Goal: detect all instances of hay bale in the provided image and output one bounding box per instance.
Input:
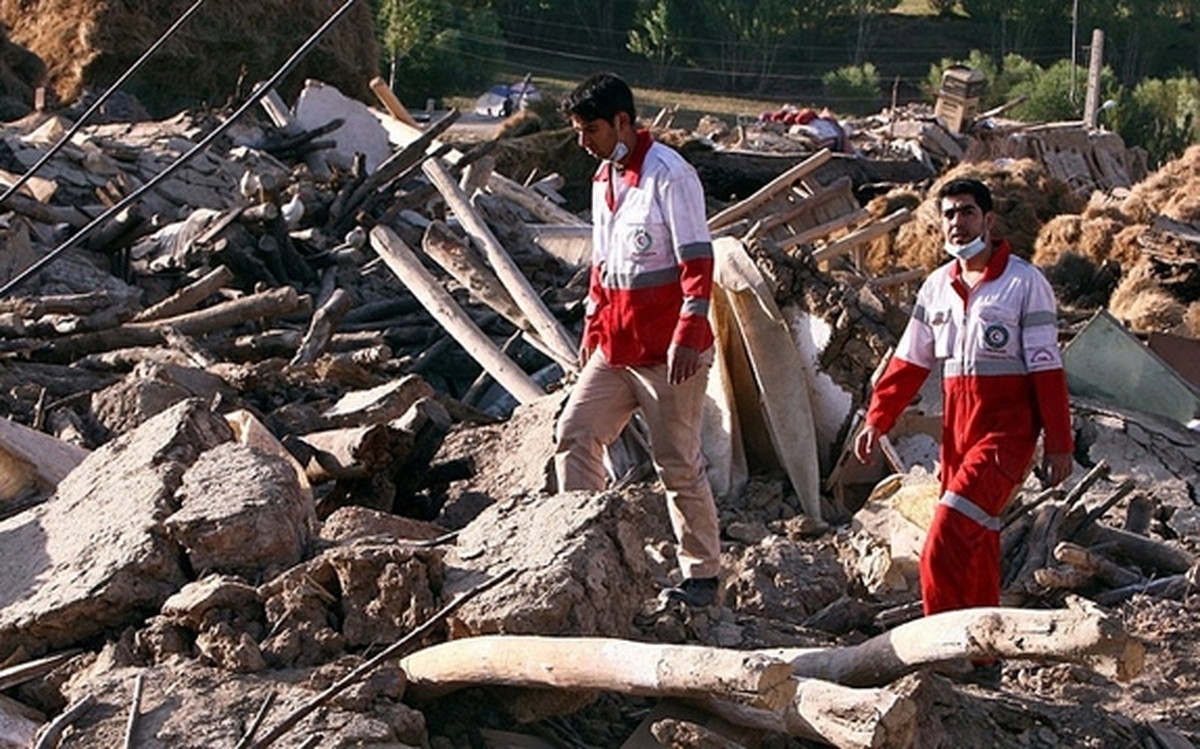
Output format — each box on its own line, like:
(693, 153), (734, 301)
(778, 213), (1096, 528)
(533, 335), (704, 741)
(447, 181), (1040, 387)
(1109, 259), (1187, 334)
(1121, 144), (1200, 224)
(2, 1), (378, 115)
(1033, 213), (1135, 268)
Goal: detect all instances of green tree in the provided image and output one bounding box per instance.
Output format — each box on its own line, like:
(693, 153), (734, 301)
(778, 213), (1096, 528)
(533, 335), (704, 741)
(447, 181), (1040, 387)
(692, 0), (798, 93)
(1110, 75), (1200, 167)
(822, 62), (881, 114)
(627, 0), (682, 85)
(372, 0), (503, 103)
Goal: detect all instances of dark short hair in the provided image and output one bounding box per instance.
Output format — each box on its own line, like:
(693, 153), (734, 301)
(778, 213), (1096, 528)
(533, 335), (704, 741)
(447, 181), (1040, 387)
(938, 178), (993, 213)
(560, 72), (636, 123)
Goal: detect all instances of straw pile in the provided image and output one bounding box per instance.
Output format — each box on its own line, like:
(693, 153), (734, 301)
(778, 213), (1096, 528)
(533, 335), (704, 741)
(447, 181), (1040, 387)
(1, 0), (379, 114)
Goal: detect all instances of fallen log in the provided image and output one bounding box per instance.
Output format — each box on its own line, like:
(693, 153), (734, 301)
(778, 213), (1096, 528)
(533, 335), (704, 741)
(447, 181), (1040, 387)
(1094, 564), (1200, 606)
(421, 221), (528, 332)
(702, 678), (917, 749)
(290, 287), (353, 366)
(399, 635), (797, 712)
(369, 225), (545, 405)
(1054, 541), (1143, 588)
(768, 596), (1144, 687)
(422, 157), (579, 369)
(36, 286), (309, 363)
(1076, 523), (1197, 575)
(486, 172), (583, 226)
(131, 265), (235, 322)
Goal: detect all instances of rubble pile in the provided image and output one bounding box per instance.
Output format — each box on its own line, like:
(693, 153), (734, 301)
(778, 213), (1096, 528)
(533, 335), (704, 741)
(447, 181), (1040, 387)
(0, 41), (1195, 749)
(1, 0), (379, 114)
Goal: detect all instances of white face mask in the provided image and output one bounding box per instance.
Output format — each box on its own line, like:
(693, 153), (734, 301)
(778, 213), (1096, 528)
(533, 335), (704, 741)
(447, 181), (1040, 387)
(944, 235), (987, 261)
(607, 139), (629, 164)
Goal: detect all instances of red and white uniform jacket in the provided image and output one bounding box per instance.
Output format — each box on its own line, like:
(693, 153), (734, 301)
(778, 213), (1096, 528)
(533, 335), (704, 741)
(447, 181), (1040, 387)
(583, 129), (713, 367)
(867, 241), (1073, 511)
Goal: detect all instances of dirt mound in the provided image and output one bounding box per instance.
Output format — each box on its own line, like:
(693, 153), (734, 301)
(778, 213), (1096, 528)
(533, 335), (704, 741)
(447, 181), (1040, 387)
(1, 0), (379, 115)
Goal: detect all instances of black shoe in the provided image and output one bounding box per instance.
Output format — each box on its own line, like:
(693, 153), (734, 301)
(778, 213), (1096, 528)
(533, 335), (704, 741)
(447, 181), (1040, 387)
(663, 577), (718, 607)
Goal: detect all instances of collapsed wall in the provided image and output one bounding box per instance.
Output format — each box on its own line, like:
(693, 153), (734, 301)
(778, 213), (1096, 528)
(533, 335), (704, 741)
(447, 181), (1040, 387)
(0, 0), (379, 115)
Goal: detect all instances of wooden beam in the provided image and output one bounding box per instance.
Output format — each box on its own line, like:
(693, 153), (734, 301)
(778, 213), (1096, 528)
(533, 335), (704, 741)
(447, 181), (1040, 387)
(810, 208), (911, 263)
(423, 158), (579, 369)
(707, 149), (832, 231)
(369, 76), (420, 128)
(370, 225), (545, 405)
(399, 635), (797, 712)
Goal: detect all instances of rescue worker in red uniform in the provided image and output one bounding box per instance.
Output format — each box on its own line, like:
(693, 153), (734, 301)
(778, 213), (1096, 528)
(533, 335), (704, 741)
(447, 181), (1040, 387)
(854, 178), (1074, 622)
(555, 73), (721, 608)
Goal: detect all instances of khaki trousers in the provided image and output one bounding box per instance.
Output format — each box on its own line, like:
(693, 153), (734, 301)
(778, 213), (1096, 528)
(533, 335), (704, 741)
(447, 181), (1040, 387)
(554, 351), (720, 578)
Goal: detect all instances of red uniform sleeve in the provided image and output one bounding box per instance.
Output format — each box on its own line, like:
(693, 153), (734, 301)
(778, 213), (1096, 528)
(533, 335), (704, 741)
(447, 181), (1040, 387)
(673, 255), (714, 351)
(865, 355), (931, 435)
(1030, 368), (1074, 454)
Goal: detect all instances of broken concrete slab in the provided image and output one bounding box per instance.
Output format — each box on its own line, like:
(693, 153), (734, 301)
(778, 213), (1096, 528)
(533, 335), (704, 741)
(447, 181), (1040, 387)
(0, 693), (39, 749)
(293, 79), (392, 175)
(0, 399), (231, 663)
(164, 441), (314, 580)
(319, 505), (449, 544)
(91, 360), (230, 439)
(258, 540), (444, 663)
(442, 488), (662, 639)
(54, 657), (425, 748)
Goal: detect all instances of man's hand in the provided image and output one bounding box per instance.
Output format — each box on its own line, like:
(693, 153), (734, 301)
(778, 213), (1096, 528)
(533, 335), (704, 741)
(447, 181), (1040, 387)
(1041, 451), (1073, 487)
(667, 343), (701, 385)
(854, 424), (882, 465)
(578, 345), (594, 369)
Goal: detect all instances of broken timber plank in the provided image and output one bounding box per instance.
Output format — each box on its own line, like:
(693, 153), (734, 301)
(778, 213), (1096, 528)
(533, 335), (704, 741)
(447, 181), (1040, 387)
(811, 208), (912, 263)
(423, 157), (579, 369)
(707, 149), (832, 231)
(399, 635), (797, 712)
(370, 225), (545, 404)
(369, 76), (420, 128)
(0, 415), (88, 504)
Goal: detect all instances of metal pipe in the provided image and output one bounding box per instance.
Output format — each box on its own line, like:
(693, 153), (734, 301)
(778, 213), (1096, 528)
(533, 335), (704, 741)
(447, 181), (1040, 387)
(0, 0), (364, 297)
(0, 0), (208, 208)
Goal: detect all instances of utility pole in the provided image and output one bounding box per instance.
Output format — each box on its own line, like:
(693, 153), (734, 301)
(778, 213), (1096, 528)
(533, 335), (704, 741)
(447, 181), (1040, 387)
(1083, 29), (1105, 129)
(1070, 0), (1080, 103)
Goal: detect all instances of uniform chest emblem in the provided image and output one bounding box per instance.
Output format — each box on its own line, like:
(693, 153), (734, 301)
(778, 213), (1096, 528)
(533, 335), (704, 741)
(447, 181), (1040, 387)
(983, 323), (1010, 349)
(633, 228), (653, 253)
(930, 311), (947, 326)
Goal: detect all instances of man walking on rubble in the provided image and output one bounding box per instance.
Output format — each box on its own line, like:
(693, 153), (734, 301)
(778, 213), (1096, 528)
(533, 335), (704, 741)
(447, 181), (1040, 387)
(854, 178), (1074, 635)
(554, 72), (721, 608)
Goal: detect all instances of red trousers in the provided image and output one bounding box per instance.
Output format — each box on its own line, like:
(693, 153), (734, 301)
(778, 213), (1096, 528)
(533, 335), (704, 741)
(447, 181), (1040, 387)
(919, 440), (1033, 615)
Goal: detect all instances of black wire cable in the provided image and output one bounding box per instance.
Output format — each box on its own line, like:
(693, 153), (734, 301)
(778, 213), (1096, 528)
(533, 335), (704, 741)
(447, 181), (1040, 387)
(0, 0), (208, 208)
(0, 0), (364, 297)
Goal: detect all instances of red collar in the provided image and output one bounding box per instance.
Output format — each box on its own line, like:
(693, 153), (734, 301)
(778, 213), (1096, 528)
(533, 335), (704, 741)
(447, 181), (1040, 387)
(594, 129), (653, 189)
